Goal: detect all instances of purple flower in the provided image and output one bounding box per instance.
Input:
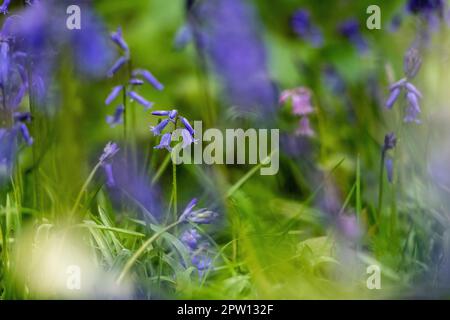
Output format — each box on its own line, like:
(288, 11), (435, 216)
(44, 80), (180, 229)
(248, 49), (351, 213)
(150, 118), (170, 136)
(186, 208), (218, 225)
(405, 91), (421, 122)
(0, 0), (10, 14)
(151, 110), (171, 116)
(383, 132), (397, 152)
(102, 163), (115, 187)
(189, 0), (278, 120)
(407, 0), (444, 15)
(386, 87), (401, 109)
(105, 85), (123, 105)
(404, 48), (422, 79)
(291, 9), (323, 47)
(169, 109), (178, 120)
(280, 87), (314, 116)
(405, 82), (423, 99)
(180, 116), (194, 136)
(154, 132), (172, 152)
(106, 105), (125, 128)
(107, 56), (128, 78)
(0, 128), (17, 181)
(13, 112), (32, 123)
(338, 19), (368, 53)
(18, 123), (33, 146)
(181, 228), (201, 250)
(295, 117), (315, 137)
(128, 91), (153, 109)
(191, 254), (212, 273)
(385, 158), (394, 183)
(133, 69), (164, 91)
(179, 198), (198, 222)
(181, 128), (197, 148)
(99, 142), (119, 163)
(110, 27), (129, 54)
(129, 78), (144, 86)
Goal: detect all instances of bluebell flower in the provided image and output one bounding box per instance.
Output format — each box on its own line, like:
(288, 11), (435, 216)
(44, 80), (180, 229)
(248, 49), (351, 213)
(110, 27), (129, 55)
(186, 208), (218, 225)
(0, 0), (10, 14)
(150, 118), (170, 136)
(385, 158), (394, 183)
(181, 228), (201, 250)
(386, 87), (402, 109)
(154, 132), (172, 152)
(132, 69), (164, 91)
(107, 56), (128, 78)
(128, 91), (153, 109)
(191, 253), (212, 275)
(404, 92), (422, 123)
(105, 85), (123, 105)
(106, 105), (124, 128)
(291, 9), (323, 47)
(385, 48), (423, 122)
(102, 163), (115, 187)
(18, 123), (33, 146)
(404, 48), (422, 79)
(169, 109), (178, 120)
(13, 111), (32, 123)
(181, 128), (197, 148)
(99, 142), (119, 164)
(151, 110), (171, 117)
(179, 198), (198, 222)
(383, 132), (397, 152)
(180, 116), (194, 136)
(129, 78), (144, 86)
(0, 128), (17, 181)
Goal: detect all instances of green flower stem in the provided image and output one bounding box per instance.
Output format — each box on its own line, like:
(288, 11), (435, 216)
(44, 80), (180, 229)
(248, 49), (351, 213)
(70, 162), (101, 217)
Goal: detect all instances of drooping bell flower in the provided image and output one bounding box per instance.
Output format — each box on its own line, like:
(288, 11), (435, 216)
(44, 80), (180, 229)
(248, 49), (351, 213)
(154, 132), (173, 152)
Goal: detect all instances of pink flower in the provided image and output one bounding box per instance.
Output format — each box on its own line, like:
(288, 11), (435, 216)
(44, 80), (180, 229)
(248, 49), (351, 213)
(279, 87), (314, 116)
(295, 117), (315, 137)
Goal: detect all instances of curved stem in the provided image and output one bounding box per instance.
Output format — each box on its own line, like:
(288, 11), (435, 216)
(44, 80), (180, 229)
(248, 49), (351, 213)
(70, 162), (101, 217)
(116, 220), (181, 284)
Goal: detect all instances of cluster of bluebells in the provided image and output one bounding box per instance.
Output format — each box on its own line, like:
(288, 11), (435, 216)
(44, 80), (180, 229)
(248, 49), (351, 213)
(386, 48), (423, 123)
(105, 27), (163, 127)
(151, 109), (196, 152)
(279, 87), (315, 137)
(99, 142), (119, 188)
(0, 15), (35, 177)
(1, 1), (113, 180)
(178, 198), (218, 277)
(291, 9), (323, 48)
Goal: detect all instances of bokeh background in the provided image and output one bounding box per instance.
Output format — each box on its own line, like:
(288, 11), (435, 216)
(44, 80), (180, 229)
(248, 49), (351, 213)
(1, 0), (450, 299)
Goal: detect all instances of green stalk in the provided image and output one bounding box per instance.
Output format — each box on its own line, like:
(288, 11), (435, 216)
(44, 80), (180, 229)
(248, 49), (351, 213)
(69, 162), (101, 217)
(377, 150), (385, 222)
(116, 220), (181, 284)
(172, 160), (177, 221)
